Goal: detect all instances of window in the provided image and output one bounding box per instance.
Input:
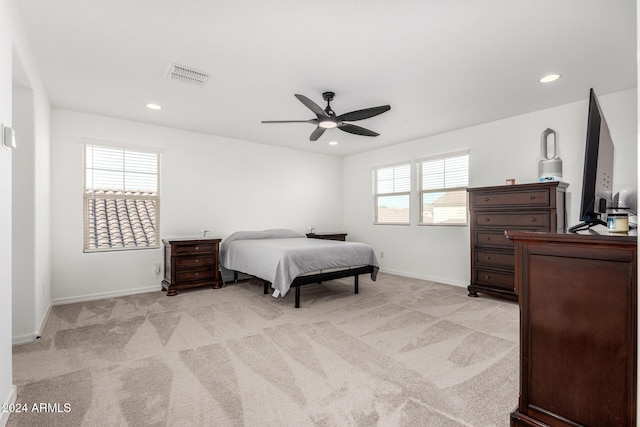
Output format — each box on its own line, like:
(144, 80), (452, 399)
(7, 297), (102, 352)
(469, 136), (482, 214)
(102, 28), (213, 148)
(373, 162), (411, 224)
(418, 151), (469, 225)
(83, 143), (160, 252)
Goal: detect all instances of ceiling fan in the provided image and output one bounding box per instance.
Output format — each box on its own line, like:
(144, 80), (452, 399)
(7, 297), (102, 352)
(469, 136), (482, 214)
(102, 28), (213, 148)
(261, 92), (391, 141)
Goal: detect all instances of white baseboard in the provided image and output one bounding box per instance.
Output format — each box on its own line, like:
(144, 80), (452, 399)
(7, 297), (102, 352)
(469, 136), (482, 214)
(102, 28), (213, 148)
(12, 300), (54, 345)
(378, 268), (468, 288)
(12, 333), (37, 346)
(37, 300), (53, 337)
(0, 385), (17, 427)
(52, 285), (159, 306)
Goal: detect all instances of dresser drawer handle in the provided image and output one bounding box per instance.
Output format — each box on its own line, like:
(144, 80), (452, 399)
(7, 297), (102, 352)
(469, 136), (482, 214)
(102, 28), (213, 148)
(484, 275), (491, 280)
(484, 197), (490, 202)
(485, 236), (491, 241)
(530, 194), (536, 200)
(195, 259), (200, 263)
(485, 256), (491, 260)
(485, 218), (490, 222)
(530, 218), (537, 223)
(195, 272), (199, 276)
(195, 246), (200, 251)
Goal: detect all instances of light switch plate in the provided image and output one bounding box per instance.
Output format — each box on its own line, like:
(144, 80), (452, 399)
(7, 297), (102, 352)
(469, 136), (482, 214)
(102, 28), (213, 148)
(2, 124), (16, 150)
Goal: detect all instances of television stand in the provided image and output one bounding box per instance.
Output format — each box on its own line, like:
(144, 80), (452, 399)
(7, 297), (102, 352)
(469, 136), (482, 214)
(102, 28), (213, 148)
(568, 218), (606, 233)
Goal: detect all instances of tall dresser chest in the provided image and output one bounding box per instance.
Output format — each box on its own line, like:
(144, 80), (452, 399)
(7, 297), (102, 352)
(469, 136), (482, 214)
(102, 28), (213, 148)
(467, 181), (568, 300)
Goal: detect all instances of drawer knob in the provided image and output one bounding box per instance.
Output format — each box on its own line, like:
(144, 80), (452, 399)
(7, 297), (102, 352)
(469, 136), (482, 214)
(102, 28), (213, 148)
(195, 259), (200, 263)
(530, 195), (536, 200)
(530, 218), (537, 223)
(484, 275), (490, 280)
(485, 256), (491, 260)
(485, 218), (490, 222)
(484, 197), (490, 202)
(195, 246), (200, 251)
(195, 272), (199, 276)
(485, 236), (491, 241)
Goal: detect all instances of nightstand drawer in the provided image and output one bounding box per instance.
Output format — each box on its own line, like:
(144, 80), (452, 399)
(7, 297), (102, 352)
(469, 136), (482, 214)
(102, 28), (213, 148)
(175, 266), (214, 282)
(472, 189), (551, 209)
(175, 243), (217, 255)
(474, 212), (549, 228)
(476, 249), (513, 269)
(175, 256), (214, 269)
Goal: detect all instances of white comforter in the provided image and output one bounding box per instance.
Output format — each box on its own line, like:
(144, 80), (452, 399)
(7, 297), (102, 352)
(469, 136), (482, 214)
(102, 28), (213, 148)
(219, 229), (379, 297)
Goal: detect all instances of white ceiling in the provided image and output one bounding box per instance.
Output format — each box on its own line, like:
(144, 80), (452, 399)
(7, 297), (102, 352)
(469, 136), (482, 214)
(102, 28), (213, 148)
(16, 0), (637, 157)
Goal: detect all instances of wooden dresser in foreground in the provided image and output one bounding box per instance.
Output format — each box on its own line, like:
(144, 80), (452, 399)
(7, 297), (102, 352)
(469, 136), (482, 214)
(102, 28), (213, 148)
(467, 181), (568, 300)
(507, 231), (637, 427)
(161, 237), (222, 296)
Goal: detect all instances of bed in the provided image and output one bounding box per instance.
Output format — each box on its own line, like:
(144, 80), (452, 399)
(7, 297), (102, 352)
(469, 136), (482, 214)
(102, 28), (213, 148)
(219, 229), (379, 307)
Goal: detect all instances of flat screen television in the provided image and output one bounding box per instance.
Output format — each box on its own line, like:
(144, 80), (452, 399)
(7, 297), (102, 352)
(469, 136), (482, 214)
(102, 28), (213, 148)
(568, 88), (615, 233)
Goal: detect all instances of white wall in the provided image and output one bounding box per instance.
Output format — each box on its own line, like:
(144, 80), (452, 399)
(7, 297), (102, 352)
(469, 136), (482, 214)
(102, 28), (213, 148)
(8, 1), (52, 345)
(343, 88), (637, 286)
(50, 110), (344, 303)
(0, 0), (49, 418)
(0, 0), (15, 421)
(11, 84), (35, 343)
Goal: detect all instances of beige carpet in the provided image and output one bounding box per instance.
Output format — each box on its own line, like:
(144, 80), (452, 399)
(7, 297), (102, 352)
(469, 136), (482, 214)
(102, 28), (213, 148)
(9, 272), (519, 426)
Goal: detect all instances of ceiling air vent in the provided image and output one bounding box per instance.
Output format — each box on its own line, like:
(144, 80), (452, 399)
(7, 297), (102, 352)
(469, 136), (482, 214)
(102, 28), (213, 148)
(166, 63), (209, 87)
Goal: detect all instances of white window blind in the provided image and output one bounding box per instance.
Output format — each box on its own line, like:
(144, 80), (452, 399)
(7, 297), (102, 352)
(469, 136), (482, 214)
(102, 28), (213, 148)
(84, 144), (160, 251)
(419, 152), (469, 225)
(373, 162), (411, 224)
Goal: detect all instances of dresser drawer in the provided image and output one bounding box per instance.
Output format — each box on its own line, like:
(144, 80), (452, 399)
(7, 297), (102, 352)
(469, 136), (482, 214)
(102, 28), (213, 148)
(174, 243), (217, 255)
(175, 256), (214, 269)
(175, 266), (214, 282)
(474, 212), (550, 228)
(475, 231), (512, 248)
(472, 189), (551, 209)
(476, 249), (514, 269)
(475, 268), (513, 289)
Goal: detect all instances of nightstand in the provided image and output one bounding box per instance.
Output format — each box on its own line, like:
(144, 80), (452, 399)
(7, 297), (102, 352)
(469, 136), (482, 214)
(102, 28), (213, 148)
(161, 237), (222, 296)
(306, 232), (348, 241)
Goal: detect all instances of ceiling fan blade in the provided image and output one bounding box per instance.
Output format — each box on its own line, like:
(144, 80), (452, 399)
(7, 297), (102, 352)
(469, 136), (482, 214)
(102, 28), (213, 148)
(338, 123), (380, 137)
(337, 105), (391, 122)
(295, 94), (329, 118)
(261, 119), (317, 124)
(310, 126), (326, 141)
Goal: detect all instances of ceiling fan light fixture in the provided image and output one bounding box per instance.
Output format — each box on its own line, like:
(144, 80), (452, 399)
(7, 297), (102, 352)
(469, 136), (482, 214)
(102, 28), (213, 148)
(318, 120), (337, 129)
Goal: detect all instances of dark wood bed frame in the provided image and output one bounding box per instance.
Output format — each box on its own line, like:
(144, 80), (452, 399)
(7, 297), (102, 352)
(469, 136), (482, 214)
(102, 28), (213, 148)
(232, 265), (375, 308)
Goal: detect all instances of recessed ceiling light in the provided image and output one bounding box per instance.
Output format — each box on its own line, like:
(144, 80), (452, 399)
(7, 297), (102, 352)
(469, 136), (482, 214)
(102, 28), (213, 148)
(329, 141), (338, 146)
(146, 103), (162, 110)
(539, 74), (561, 83)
